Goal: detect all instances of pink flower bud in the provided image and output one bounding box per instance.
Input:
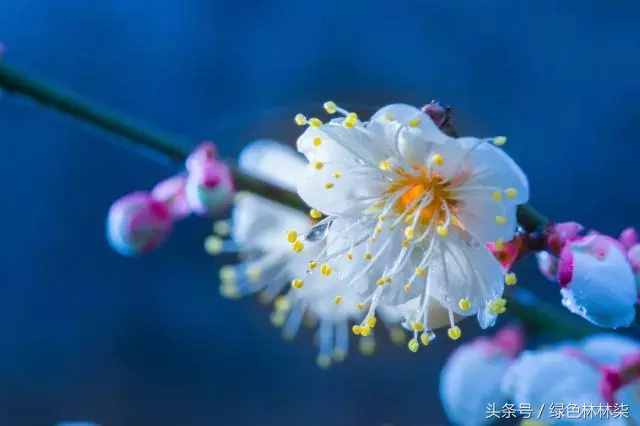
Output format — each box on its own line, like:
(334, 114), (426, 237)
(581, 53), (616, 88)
(546, 221), (584, 255)
(151, 174), (190, 220)
(107, 192), (172, 256)
(557, 234), (637, 328)
(421, 100), (450, 128)
(620, 228), (639, 250)
(185, 142), (234, 216)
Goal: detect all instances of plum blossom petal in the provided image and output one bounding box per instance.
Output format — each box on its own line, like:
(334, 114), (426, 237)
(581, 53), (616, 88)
(619, 227), (639, 251)
(151, 174), (190, 220)
(558, 234), (637, 328)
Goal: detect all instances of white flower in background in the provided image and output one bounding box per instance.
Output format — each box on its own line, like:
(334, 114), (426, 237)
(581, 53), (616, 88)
(293, 102), (529, 347)
(557, 234), (637, 328)
(208, 140), (398, 366)
(502, 334), (640, 426)
(440, 326), (523, 426)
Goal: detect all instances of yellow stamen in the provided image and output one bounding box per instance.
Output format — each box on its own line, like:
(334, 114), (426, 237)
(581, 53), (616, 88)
(431, 153), (444, 166)
(352, 325), (361, 335)
(320, 263), (332, 276)
(404, 226), (415, 240)
(324, 182), (334, 190)
(420, 332), (431, 346)
(313, 137), (322, 147)
(495, 215), (507, 225)
(415, 267), (427, 278)
(493, 136), (507, 146)
(204, 236), (223, 255)
(291, 278), (304, 289)
(448, 326), (462, 340)
(213, 220), (230, 236)
(408, 117), (421, 127)
(505, 272), (518, 286)
(274, 296), (290, 312)
(412, 321), (425, 332)
(294, 113), (307, 126)
(403, 283), (412, 293)
(436, 225), (448, 237)
(495, 239), (505, 251)
(359, 325), (371, 337)
(308, 117), (322, 128)
(343, 112), (358, 128)
(408, 338), (419, 353)
(366, 316), (377, 328)
(286, 230), (298, 243)
(312, 161), (324, 170)
(492, 191), (503, 202)
(378, 159), (391, 171)
(292, 240), (304, 253)
(489, 298), (507, 315)
(458, 298), (471, 311)
(505, 187), (518, 199)
(219, 265), (236, 282)
(323, 101), (337, 114)
(334, 295), (343, 305)
(332, 171), (342, 179)
(364, 252), (373, 261)
(308, 260), (318, 270)
(310, 208), (322, 219)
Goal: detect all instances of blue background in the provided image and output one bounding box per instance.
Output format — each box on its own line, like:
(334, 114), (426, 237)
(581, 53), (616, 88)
(0, 1), (639, 425)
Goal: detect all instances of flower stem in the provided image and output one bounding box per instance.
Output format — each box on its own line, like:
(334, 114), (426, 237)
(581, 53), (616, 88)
(0, 62), (594, 338)
(0, 62), (308, 211)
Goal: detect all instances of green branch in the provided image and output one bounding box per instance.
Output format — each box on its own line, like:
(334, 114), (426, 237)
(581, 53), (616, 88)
(0, 61), (592, 338)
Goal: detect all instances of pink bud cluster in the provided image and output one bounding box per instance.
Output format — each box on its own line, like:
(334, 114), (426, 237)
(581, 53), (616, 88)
(107, 142), (234, 256)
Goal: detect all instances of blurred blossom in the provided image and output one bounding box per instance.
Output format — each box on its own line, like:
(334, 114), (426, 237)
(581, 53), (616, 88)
(207, 140), (404, 366)
(185, 141), (234, 216)
(106, 191), (172, 256)
(292, 102), (528, 347)
(619, 228), (640, 290)
(151, 174), (190, 220)
(537, 223), (637, 328)
(440, 326), (523, 426)
(502, 334), (640, 425)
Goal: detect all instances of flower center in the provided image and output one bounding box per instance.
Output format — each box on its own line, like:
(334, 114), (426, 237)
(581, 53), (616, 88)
(389, 166), (457, 226)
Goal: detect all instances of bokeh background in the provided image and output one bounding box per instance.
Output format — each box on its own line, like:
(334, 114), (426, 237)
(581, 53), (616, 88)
(1, 1), (639, 425)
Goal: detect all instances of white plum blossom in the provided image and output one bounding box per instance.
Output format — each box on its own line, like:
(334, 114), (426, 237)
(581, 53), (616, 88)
(440, 326), (523, 426)
(292, 102), (529, 347)
(209, 140), (392, 366)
